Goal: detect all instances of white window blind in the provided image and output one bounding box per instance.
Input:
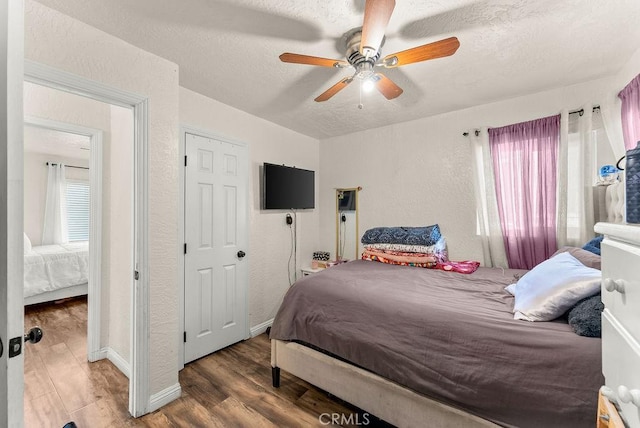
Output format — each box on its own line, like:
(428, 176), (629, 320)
(66, 180), (90, 242)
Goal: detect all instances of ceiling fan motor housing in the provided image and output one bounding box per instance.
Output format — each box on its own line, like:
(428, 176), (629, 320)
(344, 28), (382, 79)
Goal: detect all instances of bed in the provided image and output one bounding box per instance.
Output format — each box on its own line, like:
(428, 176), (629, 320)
(270, 259), (602, 428)
(24, 240), (89, 305)
(270, 182), (624, 427)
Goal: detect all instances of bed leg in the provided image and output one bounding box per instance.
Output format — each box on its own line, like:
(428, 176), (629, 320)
(272, 367), (281, 388)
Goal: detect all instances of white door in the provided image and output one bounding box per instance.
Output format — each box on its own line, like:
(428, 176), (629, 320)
(184, 132), (248, 363)
(1, 1), (24, 426)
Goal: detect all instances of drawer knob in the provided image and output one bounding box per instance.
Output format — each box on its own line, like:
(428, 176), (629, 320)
(601, 385), (617, 401)
(604, 278), (625, 293)
(618, 385), (640, 407)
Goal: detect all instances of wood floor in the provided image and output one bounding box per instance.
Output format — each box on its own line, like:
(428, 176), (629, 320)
(24, 297), (393, 427)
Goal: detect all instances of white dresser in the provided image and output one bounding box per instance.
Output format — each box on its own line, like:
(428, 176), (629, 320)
(595, 222), (640, 428)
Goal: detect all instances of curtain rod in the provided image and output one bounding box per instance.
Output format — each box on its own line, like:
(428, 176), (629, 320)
(569, 105), (600, 116)
(45, 162), (89, 170)
(462, 105), (602, 137)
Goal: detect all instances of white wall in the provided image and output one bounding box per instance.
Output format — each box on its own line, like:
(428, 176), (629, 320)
(613, 47), (640, 92)
(23, 151), (89, 246)
(107, 104), (133, 363)
(179, 87), (320, 328)
(319, 75), (621, 263)
(25, 0), (180, 396)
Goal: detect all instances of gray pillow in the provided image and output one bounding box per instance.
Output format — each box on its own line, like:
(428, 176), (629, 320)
(567, 294), (603, 337)
(552, 246), (601, 270)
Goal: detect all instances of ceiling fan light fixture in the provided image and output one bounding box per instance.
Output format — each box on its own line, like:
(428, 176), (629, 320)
(355, 61), (374, 79)
(362, 78), (375, 93)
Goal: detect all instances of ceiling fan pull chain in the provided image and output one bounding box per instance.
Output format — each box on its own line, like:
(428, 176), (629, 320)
(358, 80), (364, 110)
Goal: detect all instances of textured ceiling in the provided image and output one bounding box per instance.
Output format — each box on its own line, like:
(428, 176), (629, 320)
(33, 0), (640, 139)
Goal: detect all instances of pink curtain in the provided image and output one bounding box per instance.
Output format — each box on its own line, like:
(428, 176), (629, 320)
(489, 115), (559, 269)
(619, 74), (640, 151)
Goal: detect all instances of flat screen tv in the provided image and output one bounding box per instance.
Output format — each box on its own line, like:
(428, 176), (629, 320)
(263, 163), (315, 209)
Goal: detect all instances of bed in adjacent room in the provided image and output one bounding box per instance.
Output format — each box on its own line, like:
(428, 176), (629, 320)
(24, 235), (89, 305)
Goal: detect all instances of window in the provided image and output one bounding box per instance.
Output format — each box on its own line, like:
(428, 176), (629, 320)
(488, 115), (560, 269)
(66, 180), (90, 242)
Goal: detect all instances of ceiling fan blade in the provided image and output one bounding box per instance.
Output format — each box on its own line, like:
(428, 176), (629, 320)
(279, 53), (349, 68)
(372, 73), (403, 100)
(315, 77), (354, 102)
(382, 37), (460, 68)
(360, 0), (396, 58)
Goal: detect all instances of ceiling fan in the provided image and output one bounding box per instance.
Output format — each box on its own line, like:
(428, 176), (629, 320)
(279, 0), (460, 103)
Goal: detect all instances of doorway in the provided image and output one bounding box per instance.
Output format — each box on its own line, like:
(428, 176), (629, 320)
(23, 60), (150, 417)
(23, 112), (103, 362)
(22, 80), (135, 420)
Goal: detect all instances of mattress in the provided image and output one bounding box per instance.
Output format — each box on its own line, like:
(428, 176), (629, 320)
(270, 260), (603, 428)
(24, 241), (89, 298)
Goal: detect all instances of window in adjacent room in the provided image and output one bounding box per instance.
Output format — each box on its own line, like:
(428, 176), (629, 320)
(66, 179), (90, 242)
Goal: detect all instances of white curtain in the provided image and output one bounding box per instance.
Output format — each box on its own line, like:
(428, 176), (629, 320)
(557, 110), (569, 248)
(471, 128), (508, 268)
(558, 106), (596, 247)
(42, 163), (68, 245)
(600, 95), (626, 160)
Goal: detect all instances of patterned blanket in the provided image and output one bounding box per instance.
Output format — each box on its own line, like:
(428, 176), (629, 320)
(361, 225), (441, 246)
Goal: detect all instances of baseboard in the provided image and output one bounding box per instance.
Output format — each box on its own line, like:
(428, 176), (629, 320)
(96, 347), (131, 379)
(90, 348), (108, 363)
(250, 318), (274, 337)
(149, 383), (182, 413)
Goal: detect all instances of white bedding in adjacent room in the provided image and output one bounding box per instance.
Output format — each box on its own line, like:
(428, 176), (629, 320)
(24, 241), (89, 298)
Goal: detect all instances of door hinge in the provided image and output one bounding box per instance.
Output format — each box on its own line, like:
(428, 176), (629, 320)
(184, 243), (187, 254)
(183, 331), (187, 343)
(184, 155), (187, 167)
(134, 270), (139, 280)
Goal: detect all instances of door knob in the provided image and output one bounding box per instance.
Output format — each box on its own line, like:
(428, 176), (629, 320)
(237, 250), (246, 259)
(24, 326), (43, 344)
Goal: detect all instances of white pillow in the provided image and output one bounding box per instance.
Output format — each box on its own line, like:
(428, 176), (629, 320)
(505, 283), (516, 295)
(23, 233), (32, 253)
(512, 252), (601, 321)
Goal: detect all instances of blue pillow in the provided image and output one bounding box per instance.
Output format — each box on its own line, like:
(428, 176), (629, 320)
(582, 235), (603, 256)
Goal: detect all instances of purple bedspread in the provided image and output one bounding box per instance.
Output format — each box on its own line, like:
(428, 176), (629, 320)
(270, 260), (602, 428)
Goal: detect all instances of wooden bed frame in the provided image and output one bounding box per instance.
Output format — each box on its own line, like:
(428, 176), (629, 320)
(271, 182), (625, 427)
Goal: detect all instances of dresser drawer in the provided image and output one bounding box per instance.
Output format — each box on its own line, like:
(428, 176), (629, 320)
(601, 239), (640, 340)
(602, 310), (640, 428)
(598, 389), (625, 428)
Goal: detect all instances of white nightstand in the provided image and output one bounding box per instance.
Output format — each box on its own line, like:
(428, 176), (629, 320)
(301, 267), (324, 276)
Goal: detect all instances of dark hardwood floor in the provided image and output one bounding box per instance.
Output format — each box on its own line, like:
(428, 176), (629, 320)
(24, 297), (393, 427)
